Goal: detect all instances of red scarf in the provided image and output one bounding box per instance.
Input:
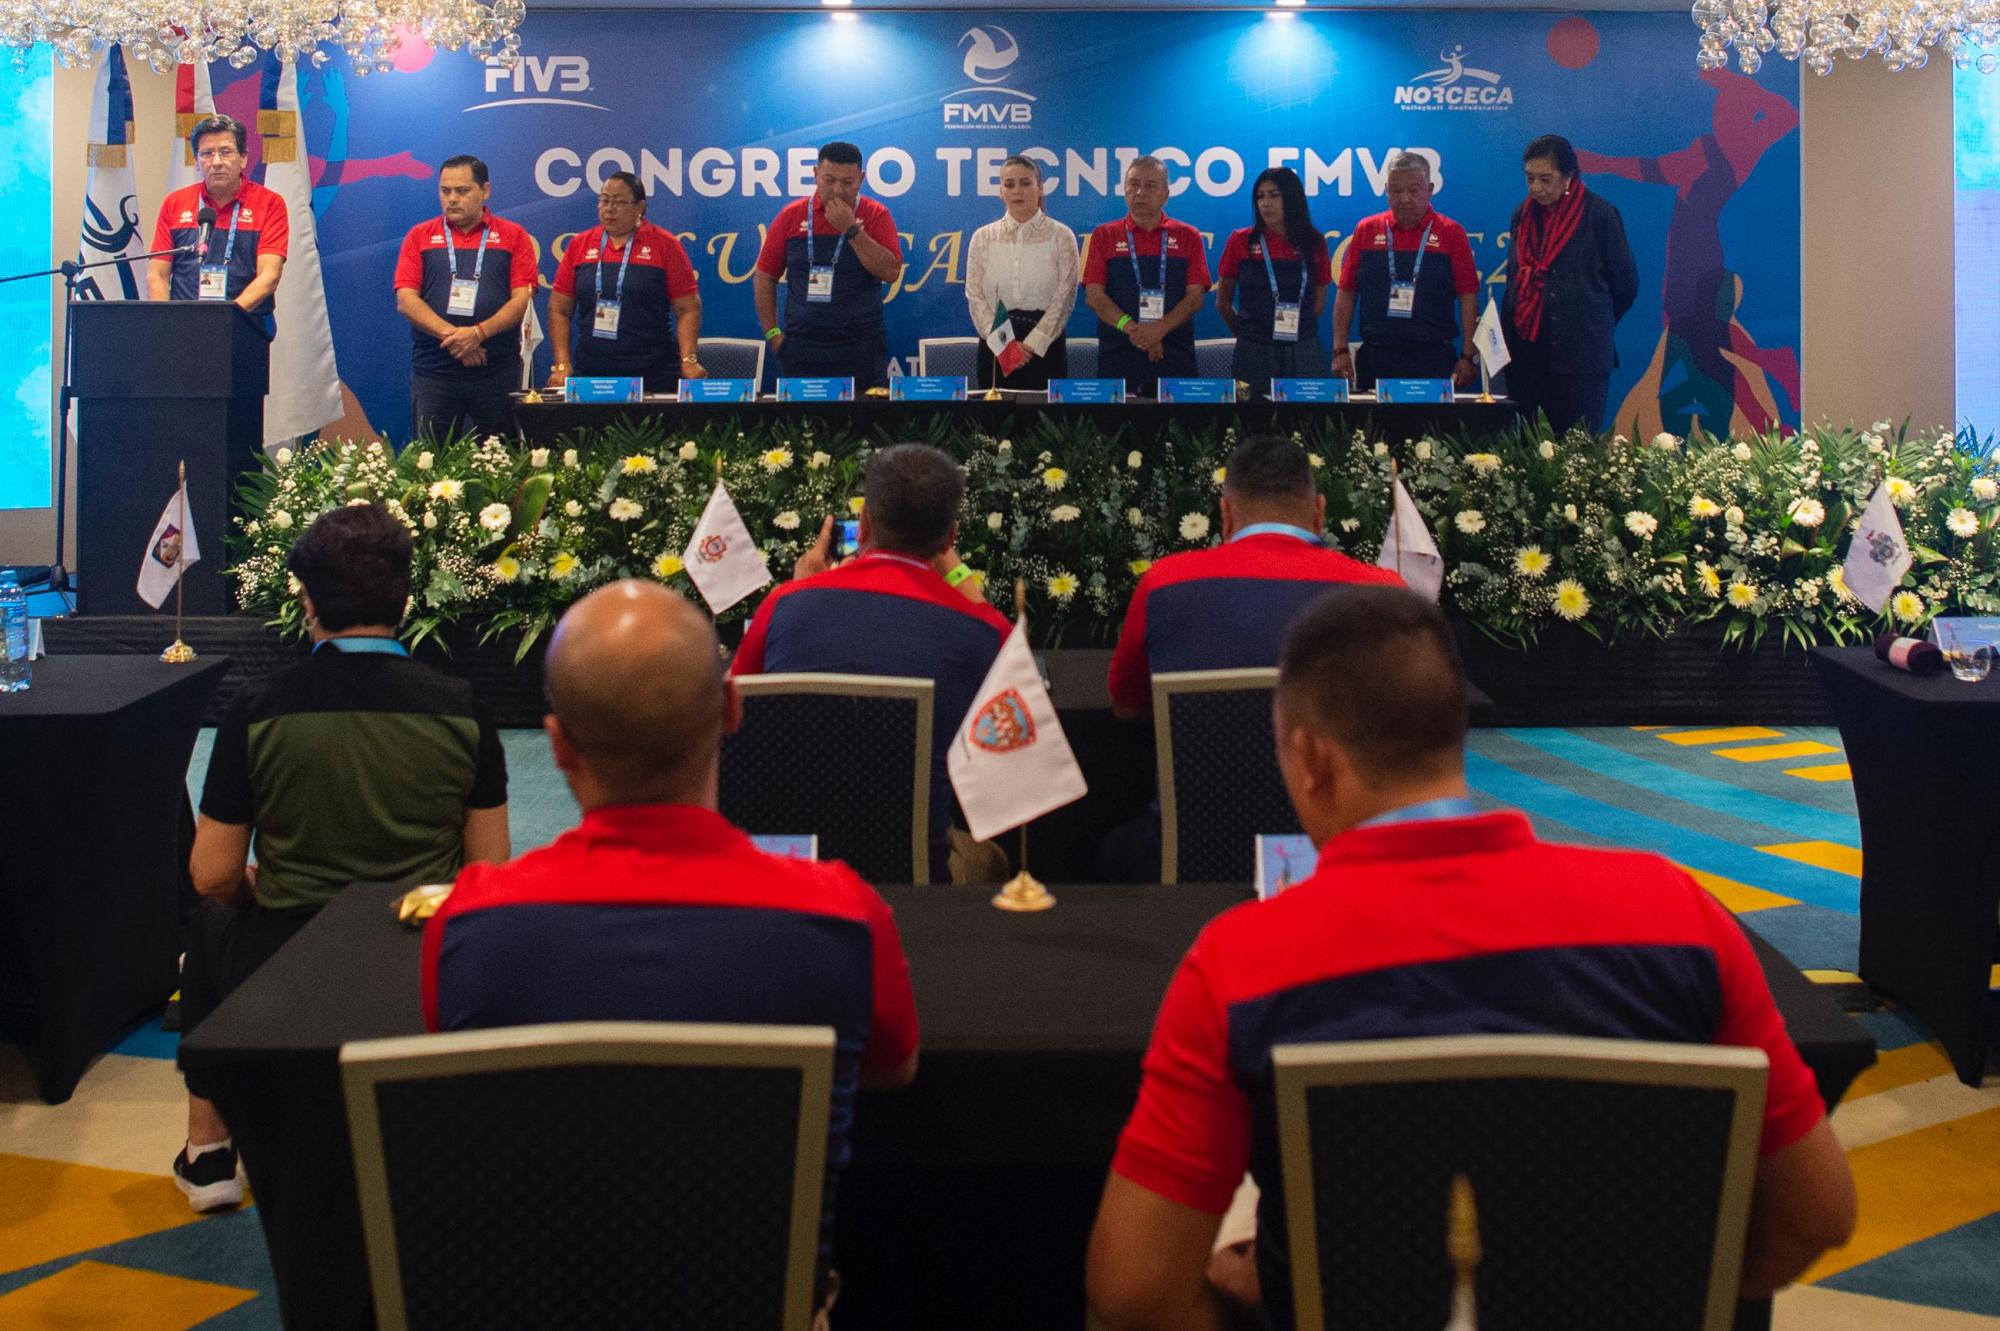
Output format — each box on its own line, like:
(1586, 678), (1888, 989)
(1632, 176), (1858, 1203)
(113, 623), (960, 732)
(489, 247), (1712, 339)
(1510, 180), (1587, 342)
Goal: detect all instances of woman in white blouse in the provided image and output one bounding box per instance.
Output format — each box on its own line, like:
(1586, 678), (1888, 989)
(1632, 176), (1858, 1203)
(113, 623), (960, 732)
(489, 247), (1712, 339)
(964, 155), (1079, 390)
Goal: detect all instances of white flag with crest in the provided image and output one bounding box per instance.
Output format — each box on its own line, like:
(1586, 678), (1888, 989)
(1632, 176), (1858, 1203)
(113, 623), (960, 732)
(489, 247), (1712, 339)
(136, 479), (201, 609)
(260, 58), (344, 447)
(948, 616), (1088, 842)
(75, 46), (145, 303)
(519, 298), (545, 391)
(1842, 483), (1912, 613)
(1375, 475), (1445, 602)
(1471, 297), (1511, 376)
(681, 480), (772, 614)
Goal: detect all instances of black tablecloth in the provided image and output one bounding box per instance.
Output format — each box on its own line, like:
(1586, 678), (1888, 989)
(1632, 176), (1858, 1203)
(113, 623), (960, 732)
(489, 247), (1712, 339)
(179, 879), (1872, 1330)
(1, 654), (230, 1101)
(1811, 645), (2000, 1085)
(516, 398), (1519, 451)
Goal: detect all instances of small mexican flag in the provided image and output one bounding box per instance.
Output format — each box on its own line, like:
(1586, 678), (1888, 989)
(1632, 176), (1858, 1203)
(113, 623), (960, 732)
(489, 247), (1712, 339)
(985, 301), (1028, 377)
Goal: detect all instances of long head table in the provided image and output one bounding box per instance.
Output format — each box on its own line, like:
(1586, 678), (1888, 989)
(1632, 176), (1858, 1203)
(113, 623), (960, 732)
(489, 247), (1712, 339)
(179, 879), (1873, 1331)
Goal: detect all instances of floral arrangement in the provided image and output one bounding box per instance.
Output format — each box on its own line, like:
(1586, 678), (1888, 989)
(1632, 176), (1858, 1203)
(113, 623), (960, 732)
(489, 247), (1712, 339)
(229, 417), (2000, 655)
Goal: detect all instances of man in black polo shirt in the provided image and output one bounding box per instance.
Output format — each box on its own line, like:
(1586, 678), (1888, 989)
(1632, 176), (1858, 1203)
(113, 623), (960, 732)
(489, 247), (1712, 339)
(171, 502), (509, 1211)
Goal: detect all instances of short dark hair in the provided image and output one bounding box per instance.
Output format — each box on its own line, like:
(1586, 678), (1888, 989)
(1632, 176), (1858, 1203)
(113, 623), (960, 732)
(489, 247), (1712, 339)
(1224, 435), (1315, 503)
(601, 170), (646, 203)
(287, 503), (415, 633)
(818, 141), (864, 168)
(440, 154), (489, 186)
(862, 444), (963, 557)
(1523, 134), (1579, 179)
(1277, 585), (1467, 784)
(188, 114), (245, 156)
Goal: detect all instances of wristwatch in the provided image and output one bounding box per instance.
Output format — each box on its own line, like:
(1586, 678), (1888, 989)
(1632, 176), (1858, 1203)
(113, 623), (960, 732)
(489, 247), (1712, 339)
(843, 221), (863, 240)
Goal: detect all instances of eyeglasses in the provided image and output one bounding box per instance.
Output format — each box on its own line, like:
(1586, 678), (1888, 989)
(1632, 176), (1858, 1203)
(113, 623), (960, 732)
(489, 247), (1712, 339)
(196, 148), (240, 163)
(597, 195), (638, 208)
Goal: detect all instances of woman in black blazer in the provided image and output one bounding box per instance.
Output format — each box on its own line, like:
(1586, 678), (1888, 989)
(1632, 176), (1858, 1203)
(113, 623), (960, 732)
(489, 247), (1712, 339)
(1501, 134), (1639, 434)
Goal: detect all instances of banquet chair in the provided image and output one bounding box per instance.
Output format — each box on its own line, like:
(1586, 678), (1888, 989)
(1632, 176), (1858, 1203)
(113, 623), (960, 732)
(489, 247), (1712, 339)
(1273, 1034), (1767, 1331)
(1194, 337), (1236, 380)
(697, 336), (767, 387)
(1065, 338), (1099, 379)
(1153, 668), (1297, 884)
(721, 673), (933, 884)
(916, 337), (980, 380)
(341, 1021), (834, 1331)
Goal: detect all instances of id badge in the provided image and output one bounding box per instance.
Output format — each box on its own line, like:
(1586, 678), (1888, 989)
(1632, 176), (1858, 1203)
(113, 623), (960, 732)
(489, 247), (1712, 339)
(1272, 302), (1302, 342)
(807, 266), (836, 303)
(447, 278), (480, 317)
(592, 300), (622, 340)
(198, 265), (229, 302)
(1138, 288), (1166, 322)
(1387, 282), (1417, 318)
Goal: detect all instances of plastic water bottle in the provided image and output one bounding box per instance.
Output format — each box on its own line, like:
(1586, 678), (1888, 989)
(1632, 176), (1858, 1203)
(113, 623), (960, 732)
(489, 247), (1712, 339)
(0, 580), (28, 693)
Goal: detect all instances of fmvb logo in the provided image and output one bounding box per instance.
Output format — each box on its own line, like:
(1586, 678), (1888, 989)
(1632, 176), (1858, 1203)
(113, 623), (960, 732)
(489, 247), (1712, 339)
(1395, 45), (1514, 111)
(471, 55), (608, 111)
(943, 25), (1034, 128)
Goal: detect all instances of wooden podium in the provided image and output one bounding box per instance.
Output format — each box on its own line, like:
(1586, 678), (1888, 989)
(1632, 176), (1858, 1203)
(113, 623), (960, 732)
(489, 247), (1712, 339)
(70, 300), (268, 615)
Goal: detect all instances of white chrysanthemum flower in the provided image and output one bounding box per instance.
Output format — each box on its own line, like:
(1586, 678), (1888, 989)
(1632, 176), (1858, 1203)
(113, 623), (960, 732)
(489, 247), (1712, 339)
(1727, 580), (1758, 609)
(1179, 513), (1211, 541)
(608, 498), (643, 521)
(761, 447), (793, 473)
(1514, 546), (1551, 578)
(1891, 590), (1925, 622)
(987, 512), (1004, 532)
(1886, 477), (1917, 506)
(1972, 476), (1998, 502)
(271, 509), (293, 530)
(1340, 517), (1361, 532)
(774, 510), (801, 531)
(1373, 442), (1389, 457)
(1697, 562), (1722, 597)
(1829, 566), (1852, 600)
(428, 479), (462, 503)
(1046, 572), (1078, 600)
(1465, 452), (1502, 476)
(1126, 451), (1144, 470)
(1624, 511), (1659, 538)
(549, 552), (579, 580)
(490, 556), (520, 583)
(1212, 467), (1227, 486)
(1042, 467), (1068, 491)
(1128, 559), (1152, 575)
(1538, 440), (1557, 460)
(1732, 442), (1754, 462)
(622, 454), (659, 475)
(529, 448), (550, 468)
(1948, 507), (1980, 538)
(286, 574), (302, 595)
(653, 553), (684, 579)
(1788, 498), (1826, 528)
(1050, 504), (1081, 523)
(1689, 496), (1721, 519)
(1553, 579), (1590, 621)
(478, 503), (512, 533)
(1308, 453), (1325, 469)
(1454, 510), (1486, 535)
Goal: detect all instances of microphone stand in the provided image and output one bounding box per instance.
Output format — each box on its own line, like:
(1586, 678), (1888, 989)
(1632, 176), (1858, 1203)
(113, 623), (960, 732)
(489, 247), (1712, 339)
(0, 245), (191, 607)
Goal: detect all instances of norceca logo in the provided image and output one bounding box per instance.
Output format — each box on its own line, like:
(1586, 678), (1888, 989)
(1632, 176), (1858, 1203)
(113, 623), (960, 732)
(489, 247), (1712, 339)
(942, 25), (1034, 128)
(1394, 45), (1514, 112)
(470, 55), (608, 111)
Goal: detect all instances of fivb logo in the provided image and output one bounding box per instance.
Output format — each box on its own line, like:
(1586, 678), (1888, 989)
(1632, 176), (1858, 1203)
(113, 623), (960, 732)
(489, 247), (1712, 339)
(1395, 45), (1514, 111)
(942, 25), (1034, 128)
(471, 55), (608, 111)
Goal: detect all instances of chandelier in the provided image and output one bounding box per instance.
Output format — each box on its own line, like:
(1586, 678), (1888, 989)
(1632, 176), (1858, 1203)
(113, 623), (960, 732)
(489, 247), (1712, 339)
(0, 0), (525, 73)
(1694, 0), (2000, 74)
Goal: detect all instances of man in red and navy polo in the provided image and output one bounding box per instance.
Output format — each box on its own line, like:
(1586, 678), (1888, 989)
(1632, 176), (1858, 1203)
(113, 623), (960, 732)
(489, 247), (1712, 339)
(427, 581), (918, 1278)
(1086, 587), (1857, 1331)
(733, 444), (1009, 881)
(148, 114), (287, 334)
(1107, 435), (1401, 720)
(547, 170), (703, 394)
(393, 154), (537, 443)
(1082, 156), (1210, 394)
(1331, 152), (1480, 393)
(752, 141), (904, 390)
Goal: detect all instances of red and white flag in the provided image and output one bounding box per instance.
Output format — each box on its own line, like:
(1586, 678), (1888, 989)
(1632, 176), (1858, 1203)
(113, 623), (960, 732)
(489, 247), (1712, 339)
(1842, 482), (1912, 613)
(948, 615), (1087, 841)
(136, 476), (201, 609)
(681, 480), (771, 614)
(166, 57), (215, 195)
(985, 301), (1028, 378)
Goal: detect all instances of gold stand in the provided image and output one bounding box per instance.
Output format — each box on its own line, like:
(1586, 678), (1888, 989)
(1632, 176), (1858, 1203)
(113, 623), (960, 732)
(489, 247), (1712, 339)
(1443, 1173), (1482, 1331)
(160, 459), (197, 664)
(161, 640), (196, 664)
(992, 869), (1056, 912)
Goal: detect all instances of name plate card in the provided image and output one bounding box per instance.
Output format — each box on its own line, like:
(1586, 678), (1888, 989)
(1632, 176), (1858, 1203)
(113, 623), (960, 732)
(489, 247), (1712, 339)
(1270, 377), (1350, 403)
(890, 375), (969, 401)
(1048, 378), (1127, 404)
(679, 378), (755, 402)
(565, 376), (644, 403)
(1157, 377), (1238, 404)
(1376, 377), (1455, 404)
(777, 376), (856, 402)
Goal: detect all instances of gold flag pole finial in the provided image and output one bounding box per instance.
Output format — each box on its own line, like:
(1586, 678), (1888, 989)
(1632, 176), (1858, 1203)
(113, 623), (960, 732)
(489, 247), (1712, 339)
(993, 575), (1055, 913)
(1443, 1173), (1481, 1331)
(161, 459), (196, 664)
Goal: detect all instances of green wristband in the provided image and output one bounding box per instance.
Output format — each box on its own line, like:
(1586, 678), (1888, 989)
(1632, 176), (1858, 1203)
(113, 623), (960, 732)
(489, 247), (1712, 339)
(764, 327), (783, 342)
(1115, 315), (1133, 332)
(945, 563), (977, 588)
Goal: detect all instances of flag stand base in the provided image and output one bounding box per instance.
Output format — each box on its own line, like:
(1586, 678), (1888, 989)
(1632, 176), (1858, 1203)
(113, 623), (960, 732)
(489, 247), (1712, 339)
(991, 871), (1055, 912)
(160, 640), (196, 664)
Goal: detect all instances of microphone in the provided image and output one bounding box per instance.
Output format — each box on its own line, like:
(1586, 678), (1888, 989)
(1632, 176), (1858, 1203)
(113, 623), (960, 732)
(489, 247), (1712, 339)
(195, 205), (217, 260)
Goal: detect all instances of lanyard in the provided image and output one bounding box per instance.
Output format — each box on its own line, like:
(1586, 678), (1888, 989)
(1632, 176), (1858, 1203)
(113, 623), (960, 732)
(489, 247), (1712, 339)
(809, 195), (848, 270)
(1388, 219), (1435, 287)
(595, 226), (637, 305)
(314, 637), (411, 657)
(858, 551), (931, 572)
(1126, 223), (1164, 293)
(205, 197), (243, 266)
(1259, 231), (1310, 305)
(443, 216), (491, 283)
(1356, 796), (1483, 829)
(1231, 522), (1323, 545)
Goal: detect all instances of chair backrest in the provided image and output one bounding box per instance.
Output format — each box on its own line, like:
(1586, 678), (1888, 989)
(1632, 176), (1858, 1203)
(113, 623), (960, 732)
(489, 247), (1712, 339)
(917, 336), (980, 379)
(721, 673), (933, 884)
(698, 337), (768, 387)
(342, 1021), (835, 1331)
(1273, 1034), (1768, 1331)
(1195, 337), (1237, 379)
(1153, 668), (1295, 884)
(1065, 337), (1098, 379)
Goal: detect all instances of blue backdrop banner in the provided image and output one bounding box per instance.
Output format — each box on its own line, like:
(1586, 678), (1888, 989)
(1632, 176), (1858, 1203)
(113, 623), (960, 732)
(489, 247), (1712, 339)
(194, 9), (1801, 445)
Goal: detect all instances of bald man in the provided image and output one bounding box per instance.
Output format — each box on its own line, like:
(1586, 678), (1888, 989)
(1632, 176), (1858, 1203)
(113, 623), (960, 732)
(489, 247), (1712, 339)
(422, 581), (919, 1273)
